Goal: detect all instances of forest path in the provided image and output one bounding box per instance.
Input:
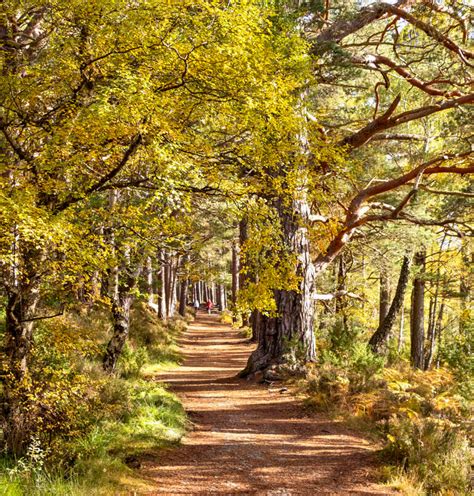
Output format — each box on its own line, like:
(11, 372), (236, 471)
(140, 314), (392, 495)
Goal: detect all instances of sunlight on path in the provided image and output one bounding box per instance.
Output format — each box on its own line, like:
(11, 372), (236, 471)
(140, 315), (392, 496)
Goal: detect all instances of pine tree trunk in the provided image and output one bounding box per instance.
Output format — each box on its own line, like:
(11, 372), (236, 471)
(410, 251), (426, 369)
(250, 310), (263, 343)
(240, 199), (316, 376)
(398, 304), (405, 352)
(220, 284), (226, 310)
(178, 279), (188, 317)
(231, 241), (239, 317)
(332, 255), (348, 346)
(239, 218), (251, 327)
(459, 240), (471, 332)
(369, 255), (411, 353)
(425, 299), (444, 370)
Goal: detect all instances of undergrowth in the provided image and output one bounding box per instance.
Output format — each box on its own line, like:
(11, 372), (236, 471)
(303, 344), (473, 495)
(0, 302), (188, 495)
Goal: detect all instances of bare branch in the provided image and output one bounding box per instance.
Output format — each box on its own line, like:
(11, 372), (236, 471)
(311, 0), (414, 53)
(352, 53), (464, 98)
(340, 94), (474, 149)
(385, 4), (474, 64)
(313, 290), (363, 301)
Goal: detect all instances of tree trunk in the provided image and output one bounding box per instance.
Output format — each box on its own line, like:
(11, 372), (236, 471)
(231, 240), (239, 317)
(170, 257), (178, 316)
(2, 290), (40, 455)
(2, 245), (43, 455)
(425, 299), (444, 370)
(240, 199), (316, 376)
(398, 304), (405, 352)
(220, 284), (227, 310)
(410, 250), (426, 369)
(103, 246), (141, 372)
(239, 218), (251, 327)
(434, 301), (445, 368)
(369, 255), (411, 353)
(178, 279), (188, 317)
(158, 263), (166, 320)
(379, 267), (391, 327)
(103, 291), (133, 373)
(332, 255), (348, 347)
(145, 256), (154, 306)
(250, 310), (263, 343)
(459, 240), (471, 332)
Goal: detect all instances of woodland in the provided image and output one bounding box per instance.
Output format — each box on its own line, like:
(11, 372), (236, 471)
(0, 0), (472, 494)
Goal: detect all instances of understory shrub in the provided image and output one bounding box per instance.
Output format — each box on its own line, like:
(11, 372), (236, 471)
(0, 302), (188, 495)
(304, 348), (473, 494)
(384, 414), (471, 494)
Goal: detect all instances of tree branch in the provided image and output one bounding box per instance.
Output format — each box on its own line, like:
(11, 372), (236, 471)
(311, 0), (414, 53)
(340, 94), (474, 149)
(52, 133), (143, 214)
(313, 290), (363, 301)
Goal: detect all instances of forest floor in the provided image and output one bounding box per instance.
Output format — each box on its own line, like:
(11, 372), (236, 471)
(139, 314), (394, 495)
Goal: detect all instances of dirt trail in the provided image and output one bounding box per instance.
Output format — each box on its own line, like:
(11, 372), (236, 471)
(141, 315), (392, 495)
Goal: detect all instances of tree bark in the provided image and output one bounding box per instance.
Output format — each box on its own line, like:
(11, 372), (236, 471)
(379, 267), (391, 327)
(2, 245), (43, 455)
(103, 247), (141, 373)
(240, 199), (316, 376)
(332, 255), (348, 347)
(459, 240), (471, 332)
(426, 300), (444, 370)
(231, 240), (239, 316)
(398, 304), (405, 352)
(178, 279), (188, 317)
(103, 291), (133, 373)
(410, 251), (426, 369)
(369, 255), (411, 354)
(239, 218), (251, 327)
(145, 256), (154, 306)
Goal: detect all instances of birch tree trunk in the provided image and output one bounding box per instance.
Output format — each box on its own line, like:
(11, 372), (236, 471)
(2, 246), (43, 455)
(103, 249), (141, 373)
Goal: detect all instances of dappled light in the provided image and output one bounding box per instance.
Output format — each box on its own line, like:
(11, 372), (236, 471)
(141, 316), (390, 495)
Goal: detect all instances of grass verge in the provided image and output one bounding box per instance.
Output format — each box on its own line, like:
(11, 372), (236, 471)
(0, 303), (189, 496)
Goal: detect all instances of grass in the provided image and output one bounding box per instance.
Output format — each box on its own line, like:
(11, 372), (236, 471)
(0, 302), (188, 496)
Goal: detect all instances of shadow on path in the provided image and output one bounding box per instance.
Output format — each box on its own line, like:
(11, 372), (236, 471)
(140, 314), (392, 495)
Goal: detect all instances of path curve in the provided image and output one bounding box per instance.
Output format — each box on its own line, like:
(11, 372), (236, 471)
(141, 315), (392, 495)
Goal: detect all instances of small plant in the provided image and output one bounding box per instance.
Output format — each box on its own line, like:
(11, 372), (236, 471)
(118, 344), (149, 378)
(384, 414), (471, 494)
(7, 437), (48, 484)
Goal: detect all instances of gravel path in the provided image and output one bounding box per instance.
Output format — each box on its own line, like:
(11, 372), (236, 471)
(140, 314), (393, 495)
